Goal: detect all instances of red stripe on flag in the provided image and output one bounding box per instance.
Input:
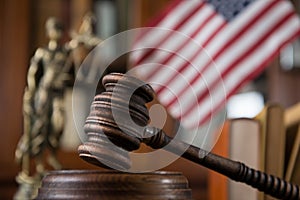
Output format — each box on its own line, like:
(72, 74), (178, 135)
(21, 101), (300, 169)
(180, 11), (297, 120)
(163, 0), (280, 109)
(201, 18), (227, 47)
(134, 2), (205, 66)
(143, 9), (218, 81)
(132, 0), (300, 128)
(144, 1), (278, 91)
(190, 29), (300, 128)
(153, 20), (227, 94)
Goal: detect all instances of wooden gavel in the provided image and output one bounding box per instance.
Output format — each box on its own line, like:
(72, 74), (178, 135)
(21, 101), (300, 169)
(78, 73), (300, 200)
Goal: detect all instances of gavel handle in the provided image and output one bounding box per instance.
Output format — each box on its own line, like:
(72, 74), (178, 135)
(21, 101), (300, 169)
(144, 127), (300, 200)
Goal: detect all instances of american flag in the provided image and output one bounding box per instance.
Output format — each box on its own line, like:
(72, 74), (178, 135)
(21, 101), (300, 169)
(131, 0), (300, 129)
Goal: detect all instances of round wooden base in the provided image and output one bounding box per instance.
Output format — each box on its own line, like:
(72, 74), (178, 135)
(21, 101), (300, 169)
(36, 170), (193, 199)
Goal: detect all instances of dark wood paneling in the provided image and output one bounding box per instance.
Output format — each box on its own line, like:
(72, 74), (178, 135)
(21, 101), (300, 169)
(267, 59), (300, 107)
(0, 0), (30, 198)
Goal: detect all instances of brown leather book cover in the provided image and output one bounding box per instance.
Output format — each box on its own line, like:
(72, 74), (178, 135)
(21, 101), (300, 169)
(208, 121), (229, 200)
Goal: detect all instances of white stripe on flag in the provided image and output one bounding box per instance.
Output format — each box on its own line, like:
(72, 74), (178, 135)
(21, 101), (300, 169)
(180, 1), (296, 118)
(146, 14), (225, 87)
(183, 14), (300, 128)
(131, 1), (200, 62)
(171, 0), (292, 109)
(131, 0), (300, 128)
(151, 0), (273, 105)
(135, 2), (210, 78)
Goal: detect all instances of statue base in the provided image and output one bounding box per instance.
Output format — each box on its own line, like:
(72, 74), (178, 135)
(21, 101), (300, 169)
(14, 172), (42, 200)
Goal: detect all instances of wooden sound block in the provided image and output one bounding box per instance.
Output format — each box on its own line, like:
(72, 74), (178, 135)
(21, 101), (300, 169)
(36, 170), (193, 199)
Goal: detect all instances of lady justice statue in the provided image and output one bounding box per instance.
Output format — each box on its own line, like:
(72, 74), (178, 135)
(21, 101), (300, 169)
(14, 14), (101, 199)
(14, 17), (71, 199)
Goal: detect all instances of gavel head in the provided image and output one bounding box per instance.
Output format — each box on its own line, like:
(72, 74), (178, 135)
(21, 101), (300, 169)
(78, 73), (155, 170)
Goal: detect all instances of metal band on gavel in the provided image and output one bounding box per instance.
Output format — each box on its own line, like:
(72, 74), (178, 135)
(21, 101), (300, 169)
(78, 73), (300, 200)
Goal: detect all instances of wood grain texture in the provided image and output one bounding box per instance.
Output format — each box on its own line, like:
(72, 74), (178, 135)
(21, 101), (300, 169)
(36, 170), (193, 199)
